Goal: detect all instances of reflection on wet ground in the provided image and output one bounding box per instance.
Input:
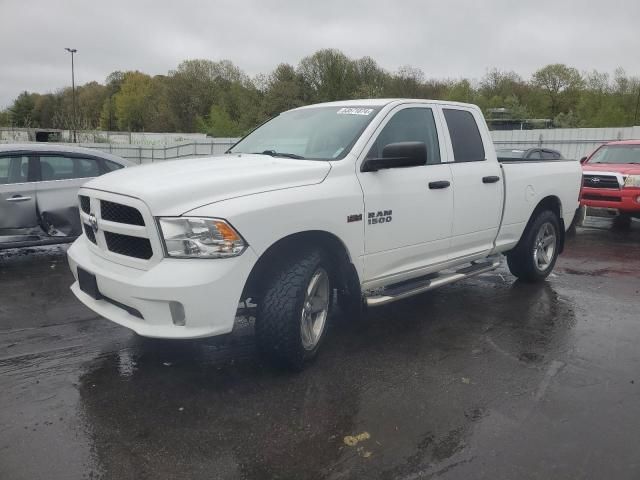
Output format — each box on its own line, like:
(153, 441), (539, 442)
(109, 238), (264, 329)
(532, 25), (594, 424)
(1, 217), (639, 479)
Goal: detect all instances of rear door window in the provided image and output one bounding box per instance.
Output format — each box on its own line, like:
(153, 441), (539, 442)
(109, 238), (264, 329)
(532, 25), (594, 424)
(0, 156), (30, 184)
(39, 156), (100, 181)
(103, 160), (124, 172)
(443, 109), (485, 162)
(77, 158), (101, 177)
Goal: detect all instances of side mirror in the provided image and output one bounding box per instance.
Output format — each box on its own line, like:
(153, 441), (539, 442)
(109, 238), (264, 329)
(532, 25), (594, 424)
(361, 142), (427, 172)
(579, 156), (588, 164)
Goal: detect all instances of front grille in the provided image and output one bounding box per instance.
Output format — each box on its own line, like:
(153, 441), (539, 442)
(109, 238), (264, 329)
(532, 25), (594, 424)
(79, 195), (90, 214)
(582, 175), (620, 189)
(582, 193), (621, 202)
(100, 200), (145, 226)
(83, 223), (97, 243)
(104, 231), (153, 259)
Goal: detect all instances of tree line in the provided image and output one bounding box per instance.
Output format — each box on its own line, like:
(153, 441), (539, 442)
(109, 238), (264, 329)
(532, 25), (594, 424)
(2, 48), (639, 136)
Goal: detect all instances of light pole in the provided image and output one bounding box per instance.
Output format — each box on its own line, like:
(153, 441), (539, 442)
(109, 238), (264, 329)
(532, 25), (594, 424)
(65, 48), (77, 142)
(634, 85), (640, 126)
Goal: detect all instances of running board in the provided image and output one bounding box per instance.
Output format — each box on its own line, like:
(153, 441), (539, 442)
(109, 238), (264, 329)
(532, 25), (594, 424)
(365, 258), (501, 307)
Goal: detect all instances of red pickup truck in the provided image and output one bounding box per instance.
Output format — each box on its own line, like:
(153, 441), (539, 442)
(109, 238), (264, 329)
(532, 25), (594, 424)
(580, 140), (640, 225)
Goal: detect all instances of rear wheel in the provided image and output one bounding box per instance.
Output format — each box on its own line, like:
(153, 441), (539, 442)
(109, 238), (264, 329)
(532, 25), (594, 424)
(255, 248), (332, 370)
(507, 210), (560, 283)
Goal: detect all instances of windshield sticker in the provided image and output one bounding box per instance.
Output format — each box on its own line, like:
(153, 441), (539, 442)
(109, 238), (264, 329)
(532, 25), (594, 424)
(337, 107), (374, 116)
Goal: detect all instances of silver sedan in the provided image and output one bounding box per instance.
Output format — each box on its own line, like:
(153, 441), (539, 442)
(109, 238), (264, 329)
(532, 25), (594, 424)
(0, 143), (134, 249)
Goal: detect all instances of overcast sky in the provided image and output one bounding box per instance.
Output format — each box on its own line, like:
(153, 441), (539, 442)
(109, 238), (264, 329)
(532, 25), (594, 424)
(1, 0), (639, 107)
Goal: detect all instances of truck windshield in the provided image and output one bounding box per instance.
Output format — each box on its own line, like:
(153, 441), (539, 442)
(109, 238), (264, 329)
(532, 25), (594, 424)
(228, 106), (380, 160)
(588, 145), (640, 164)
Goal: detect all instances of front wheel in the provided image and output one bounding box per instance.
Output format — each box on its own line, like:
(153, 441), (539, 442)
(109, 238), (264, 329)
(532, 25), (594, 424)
(507, 211), (560, 283)
(255, 248), (332, 370)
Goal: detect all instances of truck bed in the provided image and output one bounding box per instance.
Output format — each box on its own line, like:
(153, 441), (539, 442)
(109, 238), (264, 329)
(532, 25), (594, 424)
(493, 159), (582, 252)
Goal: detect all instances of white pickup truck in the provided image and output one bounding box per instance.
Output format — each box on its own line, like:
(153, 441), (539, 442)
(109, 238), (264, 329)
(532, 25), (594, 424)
(68, 99), (582, 368)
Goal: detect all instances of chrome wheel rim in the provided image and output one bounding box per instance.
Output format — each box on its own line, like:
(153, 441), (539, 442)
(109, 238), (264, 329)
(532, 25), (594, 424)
(300, 267), (330, 351)
(533, 222), (556, 271)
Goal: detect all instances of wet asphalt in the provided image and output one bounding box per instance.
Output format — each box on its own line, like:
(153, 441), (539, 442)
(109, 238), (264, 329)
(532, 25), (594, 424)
(1, 217), (639, 480)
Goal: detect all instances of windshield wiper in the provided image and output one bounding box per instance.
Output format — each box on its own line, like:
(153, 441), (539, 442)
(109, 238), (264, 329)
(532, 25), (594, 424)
(253, 150), (306, 160)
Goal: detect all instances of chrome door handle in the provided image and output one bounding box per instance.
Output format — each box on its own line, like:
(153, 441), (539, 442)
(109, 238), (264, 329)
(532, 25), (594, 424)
(6, 196), (32, 202)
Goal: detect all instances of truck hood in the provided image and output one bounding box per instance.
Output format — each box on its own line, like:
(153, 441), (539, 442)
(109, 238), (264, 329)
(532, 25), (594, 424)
(84, 154), (332, 215)
(582, 163), (640, 175)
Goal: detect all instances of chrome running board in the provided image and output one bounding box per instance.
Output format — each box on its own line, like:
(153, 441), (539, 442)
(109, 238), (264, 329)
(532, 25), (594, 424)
(365, 257), (501, 307)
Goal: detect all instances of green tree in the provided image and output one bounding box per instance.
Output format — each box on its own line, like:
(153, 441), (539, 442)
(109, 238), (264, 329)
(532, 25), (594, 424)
(612, 68), (640, 125)
(385, 66), (425, 97)
(503, 95), (530, 119)
(261, 63), (306, 116)
(99, 71), (126, 130)
(480, 69), (525, 100)
(99, 96), (117, 131)
(6, 49), (640, 133)
(351, 56), (387, 98)
(9, 91), (37, 127)
(197, 104), (242, 137)
(0, 109), (10, 126)
(30, 93), (58, 127)
(554, 110), (580, 128)
(114, 71), (155, 131)
(218, 80), (265, 132)
(76, 81), (108, 129)
(166, 59), (246, 131)
(297, 49), (357, 102)
(113, 72), (176, 132)
(445, 79), (475, 103)
(532, 64), (583, 117)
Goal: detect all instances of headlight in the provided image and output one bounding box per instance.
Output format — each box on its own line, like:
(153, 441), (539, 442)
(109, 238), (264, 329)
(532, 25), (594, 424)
(624, 175), (640, 188)
(158, 217), (246, 258)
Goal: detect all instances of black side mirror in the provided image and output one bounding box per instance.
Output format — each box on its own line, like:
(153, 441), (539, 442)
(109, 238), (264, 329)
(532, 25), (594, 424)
(361, 142), (428, 172)
(579, 156), (588, 164)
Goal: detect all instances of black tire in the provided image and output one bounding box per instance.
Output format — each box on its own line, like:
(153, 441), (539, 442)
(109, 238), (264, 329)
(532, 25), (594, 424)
(255, 248), (333, 370)
(613, 214), (632, 230)
(507, 210), (560, 283)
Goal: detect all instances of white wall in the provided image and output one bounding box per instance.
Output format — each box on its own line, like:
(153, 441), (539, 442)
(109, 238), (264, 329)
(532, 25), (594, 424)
(491, 126), (640, 159)
(79, 140), (239, 164)
(0, 128), (212, 145)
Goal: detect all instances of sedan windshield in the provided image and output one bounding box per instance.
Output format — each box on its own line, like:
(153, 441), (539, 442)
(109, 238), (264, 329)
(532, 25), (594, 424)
(228, 106), (380, 160)
(588, 145), (640, 164)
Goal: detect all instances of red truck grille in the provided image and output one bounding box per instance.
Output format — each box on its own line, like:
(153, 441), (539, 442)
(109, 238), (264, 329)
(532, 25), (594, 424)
(582, 193), (621, 202)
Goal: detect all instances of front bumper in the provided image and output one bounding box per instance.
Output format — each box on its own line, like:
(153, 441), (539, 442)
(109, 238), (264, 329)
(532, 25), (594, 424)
(580, 187), (640, 213)
(67, 237), (257, 339)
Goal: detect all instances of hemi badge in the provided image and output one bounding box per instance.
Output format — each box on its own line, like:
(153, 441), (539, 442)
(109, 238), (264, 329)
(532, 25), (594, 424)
(347, 214), (363, 223)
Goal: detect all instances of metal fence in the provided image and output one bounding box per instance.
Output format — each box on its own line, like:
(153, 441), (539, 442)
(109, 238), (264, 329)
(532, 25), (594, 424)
(79, 139), (240, 164)
(5, 125), (640, 163)
(491, 126), (640, 159)
(0, 127), (211, 145)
